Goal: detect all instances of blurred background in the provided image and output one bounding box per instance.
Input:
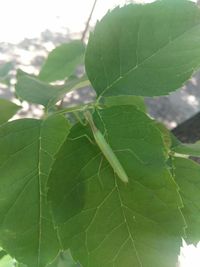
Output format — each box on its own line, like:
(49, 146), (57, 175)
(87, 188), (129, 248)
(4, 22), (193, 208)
(0, 0), (200, 266)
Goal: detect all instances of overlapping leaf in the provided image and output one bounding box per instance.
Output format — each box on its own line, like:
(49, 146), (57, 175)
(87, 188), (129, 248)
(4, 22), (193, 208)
(0, 99), (20, 125)
(15, 72), (90, 108)
(173, 157), (200, 245)
(48, 105), (185, 267)
(0, 62), (13, 80)
(0, 115), (70, 267)
(39, 41), (85, 82)
(172, 141), (200, 157)
(86, 0), (200, 97)
(101, 96), (146, 112)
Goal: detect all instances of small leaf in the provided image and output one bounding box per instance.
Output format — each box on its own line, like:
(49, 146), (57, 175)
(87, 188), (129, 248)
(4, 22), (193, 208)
(173, 157), (200, 245)
(172, 141), (200, 157)
(15, 72), (89, 108)
(0, 62), (13, 80)
(39, 41), (85, 82)
(48, 105), (185, 267)
(15, 72), (61, 106)
(86, 0), (200, 97)
(100, 95), (146, 112)
(0, 99), (20, 125)
(0, 115), (70, 267)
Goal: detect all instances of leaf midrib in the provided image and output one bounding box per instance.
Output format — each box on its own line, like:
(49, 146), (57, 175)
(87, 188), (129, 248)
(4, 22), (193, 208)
(114, 176), (143, 267)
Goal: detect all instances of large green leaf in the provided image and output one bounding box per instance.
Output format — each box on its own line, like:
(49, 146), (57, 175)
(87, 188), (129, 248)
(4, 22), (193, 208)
(15, 72), (90, 108)
(39, 41), (85, 82)
(85, 0), (200, 97)
(48, 105), (185, 267)
(0, 115), (70, 267)
(0, 99), (20, 125)
(173, 157), (200, 245)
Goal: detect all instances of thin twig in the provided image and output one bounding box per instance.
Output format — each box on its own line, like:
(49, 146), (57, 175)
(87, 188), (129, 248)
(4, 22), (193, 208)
(81, 0), (98, 42)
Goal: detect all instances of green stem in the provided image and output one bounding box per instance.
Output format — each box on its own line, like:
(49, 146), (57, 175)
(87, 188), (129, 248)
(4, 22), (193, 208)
(81, 0), (98, 42)
(53, 103), (94, 116)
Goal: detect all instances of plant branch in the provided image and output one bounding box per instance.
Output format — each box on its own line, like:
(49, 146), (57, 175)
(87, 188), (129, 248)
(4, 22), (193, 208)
(81, 0), (98, 42)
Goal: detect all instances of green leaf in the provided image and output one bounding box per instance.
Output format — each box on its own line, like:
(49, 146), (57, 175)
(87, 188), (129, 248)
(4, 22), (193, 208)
(86, 0), (200, 97)
(0, 62), (13, 80)
(48, 105), (184, 267)
(100, 95), (146, 112)
(0, 115), (70, 267)
(172, 141), (200, 157)
(0, 99), (20, 125)
(39, 41), (85, 82)
(15, 72), (90, 108)
(173, 157), (200, 245)
(15, 72), (61, 106)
